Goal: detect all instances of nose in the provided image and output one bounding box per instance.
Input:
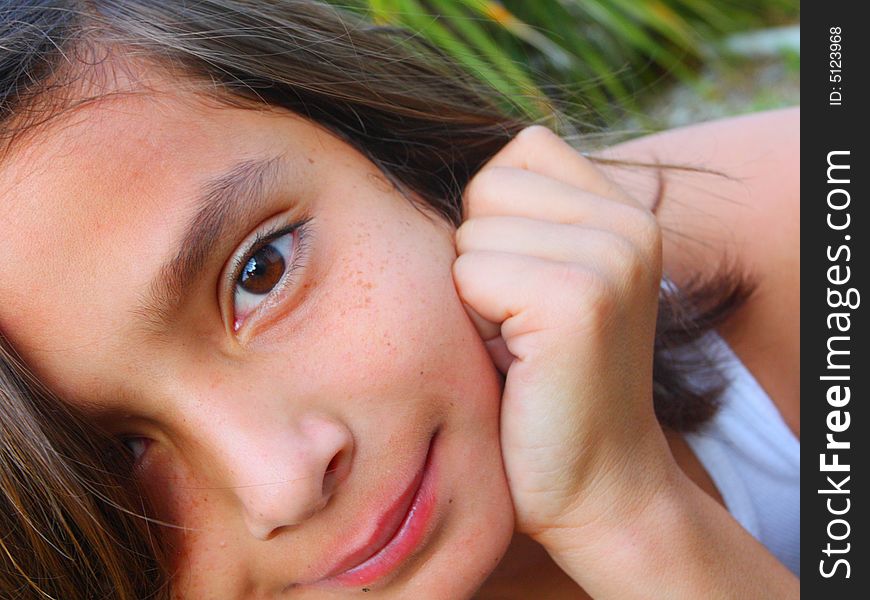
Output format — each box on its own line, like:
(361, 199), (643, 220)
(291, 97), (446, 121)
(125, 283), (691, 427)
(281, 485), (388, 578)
(224, 413), (354, 540)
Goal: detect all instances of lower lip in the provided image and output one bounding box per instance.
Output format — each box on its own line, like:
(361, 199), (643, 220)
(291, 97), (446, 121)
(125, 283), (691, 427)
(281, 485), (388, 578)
(322, 432), (440, 588)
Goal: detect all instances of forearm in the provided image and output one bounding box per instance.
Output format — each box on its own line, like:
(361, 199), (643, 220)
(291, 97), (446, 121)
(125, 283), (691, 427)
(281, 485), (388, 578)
(533, 469), (799, 599)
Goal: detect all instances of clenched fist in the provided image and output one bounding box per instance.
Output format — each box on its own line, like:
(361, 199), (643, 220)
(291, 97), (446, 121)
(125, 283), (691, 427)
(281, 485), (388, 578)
(453, 125), (674, 540)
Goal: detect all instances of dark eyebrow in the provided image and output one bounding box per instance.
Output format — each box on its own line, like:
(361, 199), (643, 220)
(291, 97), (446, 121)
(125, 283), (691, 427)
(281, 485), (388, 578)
(133, 153), (286, 333)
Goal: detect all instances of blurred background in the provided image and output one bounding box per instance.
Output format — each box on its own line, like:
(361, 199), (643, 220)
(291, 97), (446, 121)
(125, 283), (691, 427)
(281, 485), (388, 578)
(329, 0), (799, 142)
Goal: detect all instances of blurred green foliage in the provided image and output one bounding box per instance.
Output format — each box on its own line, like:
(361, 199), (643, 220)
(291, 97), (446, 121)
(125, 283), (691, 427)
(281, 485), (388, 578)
(328, 0), (799, 124)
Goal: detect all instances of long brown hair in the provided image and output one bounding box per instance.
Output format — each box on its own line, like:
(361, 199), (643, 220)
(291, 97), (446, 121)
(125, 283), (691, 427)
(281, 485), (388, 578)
(1, 1), (754, 597)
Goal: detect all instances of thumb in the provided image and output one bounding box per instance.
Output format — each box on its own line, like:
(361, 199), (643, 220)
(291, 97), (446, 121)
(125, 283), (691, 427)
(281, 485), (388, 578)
(485, 335), (514, 375)
(462, 302), (514, 374)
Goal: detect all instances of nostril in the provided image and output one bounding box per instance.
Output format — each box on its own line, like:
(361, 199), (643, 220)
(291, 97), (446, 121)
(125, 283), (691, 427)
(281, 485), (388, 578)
(326, 453), (340, 475)
(322, 449), (346, 497)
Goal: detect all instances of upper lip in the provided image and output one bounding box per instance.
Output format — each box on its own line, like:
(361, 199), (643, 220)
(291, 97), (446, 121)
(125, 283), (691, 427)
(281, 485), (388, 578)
(313, 432), (435, 582)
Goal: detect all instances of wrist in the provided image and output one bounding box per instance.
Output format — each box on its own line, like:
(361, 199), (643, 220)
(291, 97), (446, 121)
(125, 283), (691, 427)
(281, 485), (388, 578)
(529, 454), (701, 597)
(530, 449), (689, 553)
(526, 423), (680, 542)
(532, 468), (799, 599)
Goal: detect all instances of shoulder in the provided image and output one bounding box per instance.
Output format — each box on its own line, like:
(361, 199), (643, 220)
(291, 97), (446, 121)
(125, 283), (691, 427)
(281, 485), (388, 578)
(593, 107), (798, 286)
(594, 108), (800, 437)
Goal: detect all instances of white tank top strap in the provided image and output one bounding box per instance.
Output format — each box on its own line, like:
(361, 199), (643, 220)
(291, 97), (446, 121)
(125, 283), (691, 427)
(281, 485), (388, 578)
(659, 277), (800, 575)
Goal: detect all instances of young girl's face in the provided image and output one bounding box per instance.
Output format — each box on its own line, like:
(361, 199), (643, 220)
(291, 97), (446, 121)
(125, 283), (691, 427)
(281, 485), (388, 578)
(0, 82), (514, 597)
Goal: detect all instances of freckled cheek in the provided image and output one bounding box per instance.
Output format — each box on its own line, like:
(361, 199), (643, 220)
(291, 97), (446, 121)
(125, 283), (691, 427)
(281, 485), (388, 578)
(288, 224), (498, 411)
(325, 258), (448, 361)
(163, 524), (244, 600)
(337, 261), (492, 401)
(140, 463), (234, 566)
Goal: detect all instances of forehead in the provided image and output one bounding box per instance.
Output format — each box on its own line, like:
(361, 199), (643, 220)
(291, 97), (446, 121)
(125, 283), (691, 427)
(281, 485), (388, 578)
(0, 87), (350, 390)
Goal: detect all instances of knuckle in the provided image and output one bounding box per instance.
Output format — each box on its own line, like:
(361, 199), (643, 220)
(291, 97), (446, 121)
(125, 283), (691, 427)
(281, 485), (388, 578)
(620, 240), (657, 287)
(619, 237), (649, 280)
(516, 124), (557, 144)
(463, 167), (504, 216)
(574, 272), (618, 323)
(452, 252), (486, 297)
(590, 229), (644, 281)
(608, 232), (640, 266)
(615, 209), (663, 282)
(553, 261), (593, 287)
(553, 263), (615, 308)
(546, 259), (630, 330)
(454, 219), (474, 252)
(631, 209), (663, 251)
(516, 124), (556, 139)
(452, 250), (475, 281)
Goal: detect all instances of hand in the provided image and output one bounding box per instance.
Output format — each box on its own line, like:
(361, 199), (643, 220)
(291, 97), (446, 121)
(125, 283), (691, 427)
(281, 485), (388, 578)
(453, 125), (674, 539)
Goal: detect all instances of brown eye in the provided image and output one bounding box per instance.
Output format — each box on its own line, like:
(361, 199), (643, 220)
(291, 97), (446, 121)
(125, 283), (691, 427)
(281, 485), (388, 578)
(239, 244), (285, 294)
(232, 227), (301, 326)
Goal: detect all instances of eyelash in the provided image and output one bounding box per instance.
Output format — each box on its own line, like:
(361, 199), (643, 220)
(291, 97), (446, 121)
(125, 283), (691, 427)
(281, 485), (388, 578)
(227, 216), (313, 328)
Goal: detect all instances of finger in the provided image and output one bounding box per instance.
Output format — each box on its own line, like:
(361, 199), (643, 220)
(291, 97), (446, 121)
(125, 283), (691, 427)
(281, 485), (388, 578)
(460, 301), (514, 375)
(462, 167), (658, 240)
(461, 301), (501, 342)
(470, 125), (639, 212)
(455, 216), (659, 279)
(462, 302), (514, 375)
(452, 250), (611, 358)
(484, 335), (514, 375)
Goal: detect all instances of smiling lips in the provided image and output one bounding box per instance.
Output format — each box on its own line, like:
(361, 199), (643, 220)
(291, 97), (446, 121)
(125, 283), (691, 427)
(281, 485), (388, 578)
(316, 430), (440, 588)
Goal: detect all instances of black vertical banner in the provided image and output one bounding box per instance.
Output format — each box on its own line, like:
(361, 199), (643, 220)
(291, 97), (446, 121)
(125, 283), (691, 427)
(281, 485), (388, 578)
(803, 3), (869, 597)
